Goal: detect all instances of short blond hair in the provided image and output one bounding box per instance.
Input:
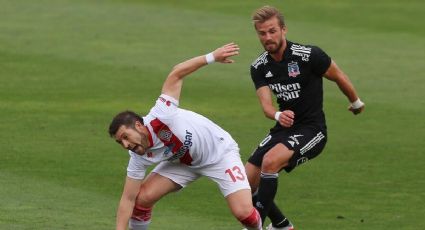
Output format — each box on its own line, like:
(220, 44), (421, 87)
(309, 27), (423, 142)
(252, 5), (285, 28)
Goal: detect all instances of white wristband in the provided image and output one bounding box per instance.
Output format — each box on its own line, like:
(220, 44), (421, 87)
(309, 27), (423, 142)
(205, 52), (215, 64)
(351, 98), (364, 109)
(274, 112), (282, 121)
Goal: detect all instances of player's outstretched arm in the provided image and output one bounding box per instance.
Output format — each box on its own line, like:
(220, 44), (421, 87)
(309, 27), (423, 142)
(161, 42), (239, 101)
(116, 177), (143, 230)
(324, 60), (365, 115)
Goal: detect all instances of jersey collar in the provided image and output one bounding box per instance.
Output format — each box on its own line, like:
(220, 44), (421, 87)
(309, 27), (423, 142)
(283, 40), (293, 60)
(142, 117), (154, 148)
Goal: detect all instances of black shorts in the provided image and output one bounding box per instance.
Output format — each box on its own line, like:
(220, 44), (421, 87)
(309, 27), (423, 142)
(248, 125), (327, 173)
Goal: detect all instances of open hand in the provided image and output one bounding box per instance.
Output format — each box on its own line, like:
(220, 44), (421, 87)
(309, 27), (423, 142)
(212, 43), (240, 64)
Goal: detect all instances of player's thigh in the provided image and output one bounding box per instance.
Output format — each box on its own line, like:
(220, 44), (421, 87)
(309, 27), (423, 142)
(284, 128), (327, 172)
(245, 162), (261, 192)
(248, 130), (289, 169)
(199, 150), (251, 198)
(151, 161), (200, 188)
(248, 130), (294, 173)
(225, 188), (253, 219)
(137, 173), (179, 206)
(262, 143), (294, 173)
(247, 133), (274, 168)
(139, 162), (199, 206)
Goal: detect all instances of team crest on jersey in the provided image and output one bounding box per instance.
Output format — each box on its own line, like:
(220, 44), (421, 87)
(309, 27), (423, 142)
(288, 61), (300, 78)
(158, 129), (172, 142)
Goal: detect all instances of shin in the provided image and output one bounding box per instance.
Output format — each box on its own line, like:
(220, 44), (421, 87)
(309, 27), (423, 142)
(129, 205), (152, 230)
(239, 207), (262, 230)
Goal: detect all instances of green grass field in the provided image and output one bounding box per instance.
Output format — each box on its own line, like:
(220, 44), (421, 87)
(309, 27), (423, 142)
(1, 0), (424, 229)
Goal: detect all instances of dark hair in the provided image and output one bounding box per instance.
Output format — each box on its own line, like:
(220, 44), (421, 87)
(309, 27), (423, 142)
(252, 5), (285, 28)
(108, 110), (144, 137)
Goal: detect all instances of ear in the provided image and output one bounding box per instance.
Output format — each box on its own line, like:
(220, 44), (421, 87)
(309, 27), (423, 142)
(282, 25), (287, 34)
(134, 120), (144, 131)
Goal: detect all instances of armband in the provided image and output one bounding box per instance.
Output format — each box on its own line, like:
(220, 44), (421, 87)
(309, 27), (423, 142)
(274, 112), (282, 121)
(205, 52), (215, 64)
(351, 98), (364, 109)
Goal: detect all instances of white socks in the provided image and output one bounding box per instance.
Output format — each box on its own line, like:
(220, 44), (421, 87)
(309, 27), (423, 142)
(129, 218), (151, 230)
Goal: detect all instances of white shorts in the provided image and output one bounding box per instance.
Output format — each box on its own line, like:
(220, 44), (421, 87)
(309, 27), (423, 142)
(151, 150), (250, 197)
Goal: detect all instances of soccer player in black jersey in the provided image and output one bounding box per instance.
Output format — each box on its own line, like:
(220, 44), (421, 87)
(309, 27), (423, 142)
(245, 5), (365, 230)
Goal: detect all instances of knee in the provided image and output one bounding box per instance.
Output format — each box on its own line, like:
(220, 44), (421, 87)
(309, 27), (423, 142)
(262, 155), (279, 173)
(262, 151), (289, 173)
(238, 207), (261, 229)
(233, 203), (255, 221)
(135, 186), (157, 207)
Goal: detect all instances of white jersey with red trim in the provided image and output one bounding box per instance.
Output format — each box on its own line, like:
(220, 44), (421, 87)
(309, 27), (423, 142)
(127, 94), (238, 180)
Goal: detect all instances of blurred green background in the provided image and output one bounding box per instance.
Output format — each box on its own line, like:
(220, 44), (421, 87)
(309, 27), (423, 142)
(0, 0), (424, 229)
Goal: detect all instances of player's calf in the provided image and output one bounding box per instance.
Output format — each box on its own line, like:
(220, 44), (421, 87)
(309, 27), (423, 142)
(239, 207), (262, 230)
(129, 204), (152, 230)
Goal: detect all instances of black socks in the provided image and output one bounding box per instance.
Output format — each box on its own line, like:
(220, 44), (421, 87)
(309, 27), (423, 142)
(256, 172), (279, 223)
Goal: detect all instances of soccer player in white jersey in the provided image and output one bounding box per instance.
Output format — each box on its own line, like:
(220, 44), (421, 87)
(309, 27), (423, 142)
(108, 43), (262, 230)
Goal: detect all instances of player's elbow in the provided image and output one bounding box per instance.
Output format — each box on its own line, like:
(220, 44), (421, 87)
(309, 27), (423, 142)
(168, 65), (185, 80)
(170, 63), (180, 72)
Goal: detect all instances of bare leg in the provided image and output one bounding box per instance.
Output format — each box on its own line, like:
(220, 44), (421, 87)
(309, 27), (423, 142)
(226, 188), (262, 230)
(257, 144), (293, 223)
(130, 172), (182, 230)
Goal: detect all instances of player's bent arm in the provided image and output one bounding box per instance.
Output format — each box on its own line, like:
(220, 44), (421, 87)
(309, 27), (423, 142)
(256, 86), (294, 126)
(324, 60), (364, 114)
(256, 86), (278, 120)
(162, 55), (207, 101)
(116, 176), (143, 230)
(324, 60), (360, 103)
(161, 42), (240, 101)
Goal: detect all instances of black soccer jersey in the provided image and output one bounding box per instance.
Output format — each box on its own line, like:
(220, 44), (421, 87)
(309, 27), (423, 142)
(250, 40), (331, 129)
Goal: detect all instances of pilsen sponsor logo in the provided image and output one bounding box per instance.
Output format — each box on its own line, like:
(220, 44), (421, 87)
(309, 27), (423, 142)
(269, 82), (301, 101)
(167, 130), (193, 162)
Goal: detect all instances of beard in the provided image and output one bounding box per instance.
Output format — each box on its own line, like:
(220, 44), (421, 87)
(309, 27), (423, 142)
(131, 129), (149, 155)
(131, 144), (146, 155)
(263, 38), (283, 54)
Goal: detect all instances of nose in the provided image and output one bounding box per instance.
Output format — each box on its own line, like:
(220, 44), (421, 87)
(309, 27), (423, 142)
(122, 140), (131, 149)
(264, 32), (272, 41)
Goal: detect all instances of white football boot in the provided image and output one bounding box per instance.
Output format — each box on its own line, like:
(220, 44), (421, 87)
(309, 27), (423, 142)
(266, 223), (294, 230)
